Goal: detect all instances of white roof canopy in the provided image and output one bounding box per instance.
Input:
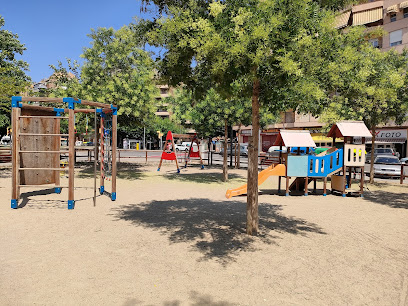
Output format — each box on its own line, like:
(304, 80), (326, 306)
(328, 121), (371, 138)
(274, 130), (316, 147)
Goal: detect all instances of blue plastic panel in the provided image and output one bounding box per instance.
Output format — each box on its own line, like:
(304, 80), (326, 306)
(308, 149), (343, 177)
(287, 155), (309, 177)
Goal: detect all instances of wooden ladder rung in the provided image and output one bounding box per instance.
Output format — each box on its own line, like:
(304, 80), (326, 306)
(19, 133), (69, 136)
(18, 168), (70, 171)
(19, 116), (68, 119)
(19, 151), (69, 153)
(19, 185), (68, 188)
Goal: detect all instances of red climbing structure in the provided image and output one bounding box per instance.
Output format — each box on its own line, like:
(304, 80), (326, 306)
(185, 134), (204, 169)
(157, 131), (180, 173)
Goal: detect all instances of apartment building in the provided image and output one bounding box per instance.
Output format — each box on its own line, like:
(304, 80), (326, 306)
(336, 0), (408, 51)
(155, 85), (173, 119)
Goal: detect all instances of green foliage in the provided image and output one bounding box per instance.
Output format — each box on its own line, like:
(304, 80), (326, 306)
(50, 25), (159, 135)
(169, 86), (278, 138)
(141, 0), (363, 13)
(0, 15), (31, 128)
(319, 32), (408, 130)
(142, 0), (347, 117)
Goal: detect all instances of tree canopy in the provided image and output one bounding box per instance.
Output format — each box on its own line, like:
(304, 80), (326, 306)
(139, 0), (359, 234)
(0, 15), (31, 128)
(50, 25), (161, 138)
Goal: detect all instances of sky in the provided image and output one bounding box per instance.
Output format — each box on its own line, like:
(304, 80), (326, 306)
(1, 0), (156, 82)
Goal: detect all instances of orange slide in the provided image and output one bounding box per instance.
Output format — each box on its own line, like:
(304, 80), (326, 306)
(225, 164), (286, 199)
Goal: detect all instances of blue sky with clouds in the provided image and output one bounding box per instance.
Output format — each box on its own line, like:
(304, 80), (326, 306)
(1, 0), (156, 82)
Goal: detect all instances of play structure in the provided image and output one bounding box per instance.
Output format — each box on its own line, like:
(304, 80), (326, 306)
(158, 131), (180, 173)
(226, 121), (370, 198)
(181, 133), (204, 169)
(10, 96), (117, 209)
(157, 132), (205, 172)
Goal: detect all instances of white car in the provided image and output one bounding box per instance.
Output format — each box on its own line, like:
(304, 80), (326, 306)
(175, 142), (198, 152)
(400, 157), (408, 164)
(364, 155), (402, 178)
(267, 146), (288, 157)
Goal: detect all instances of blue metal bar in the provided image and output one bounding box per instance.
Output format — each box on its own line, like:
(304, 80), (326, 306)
(11, 96), (22, 108)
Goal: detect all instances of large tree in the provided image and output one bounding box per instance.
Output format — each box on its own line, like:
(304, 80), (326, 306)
(0, 16), (31, 129)
(141, 0), (351, 235)
(50, 25), (159, 131)
(169, 86), (277, 181)
(318, 30), (408, 183)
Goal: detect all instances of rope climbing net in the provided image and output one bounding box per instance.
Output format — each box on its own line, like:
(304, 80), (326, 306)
(101, 113), (113, 181)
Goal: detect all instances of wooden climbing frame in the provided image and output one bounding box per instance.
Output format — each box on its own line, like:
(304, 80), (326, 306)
(10, 96), (117, 209)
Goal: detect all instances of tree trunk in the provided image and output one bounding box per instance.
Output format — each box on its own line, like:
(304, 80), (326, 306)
(222, 120), (228, 182)
(369, 127), (376, 184)
(236, 124), (241, 169)
(247, 77), (260, 235)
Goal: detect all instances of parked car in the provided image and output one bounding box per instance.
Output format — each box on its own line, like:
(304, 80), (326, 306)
(367, 148), (399, 159)
(0, 135), (11, 145)
(219, 143), (248, 156)
(175, 142), (198, 152)
(267, 146), (288, 157)
(401, 157), (408, 164)
(364, 155), (401, 178)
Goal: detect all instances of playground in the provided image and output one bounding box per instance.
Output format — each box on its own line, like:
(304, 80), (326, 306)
(1, 163), (407, 305)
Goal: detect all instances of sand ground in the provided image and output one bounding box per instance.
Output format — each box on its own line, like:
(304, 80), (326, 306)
(0, 162), (407, 305)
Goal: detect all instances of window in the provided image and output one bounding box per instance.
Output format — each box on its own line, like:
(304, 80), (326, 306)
(390, 12), (397, 22)
(160, 88), (168, 95)
(404, 8), (408, 18)
(369, 38), (379, 48)
(390, 30), (402, 47)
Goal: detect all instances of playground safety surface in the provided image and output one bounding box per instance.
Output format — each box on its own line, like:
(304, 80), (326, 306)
(1, 164), (407, 305)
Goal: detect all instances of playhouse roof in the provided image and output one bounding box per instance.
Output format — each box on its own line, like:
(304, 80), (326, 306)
(274, 130), (316, 147)
(327, 121), (371, 138)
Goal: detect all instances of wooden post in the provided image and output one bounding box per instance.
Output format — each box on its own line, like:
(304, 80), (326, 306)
(145, 150), (148, 164)
(68, 108), (75, 209)
(198, 140), (204, 169)
(286, 176), (290, 196)
(93, 110), (97, 206)
(304, 177), (308, 196)
(111, 113), (117, 200)
(360, 166), (364, 196)
(54, 112), (61, 192)
(278, 176), (281, 194)
(171, 134), (180, 172)
(11, 107), (21, 208)
(342, 165), (346, 197)
(313, 179), (317, 193)
(223, 121), (228, 182)
(360, 137), (365, 196)
(100, 114), (104, 194)
(323, 177), (327, 196)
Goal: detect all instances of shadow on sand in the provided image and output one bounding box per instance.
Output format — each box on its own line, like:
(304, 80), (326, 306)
(0, 168), (11, 179)
(364, 190), (408, 209)
(113, 198), (325, 264)
(164, 172), (245, 184)
(123, 291), (235, 306)
(76, 163), (146, 180)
